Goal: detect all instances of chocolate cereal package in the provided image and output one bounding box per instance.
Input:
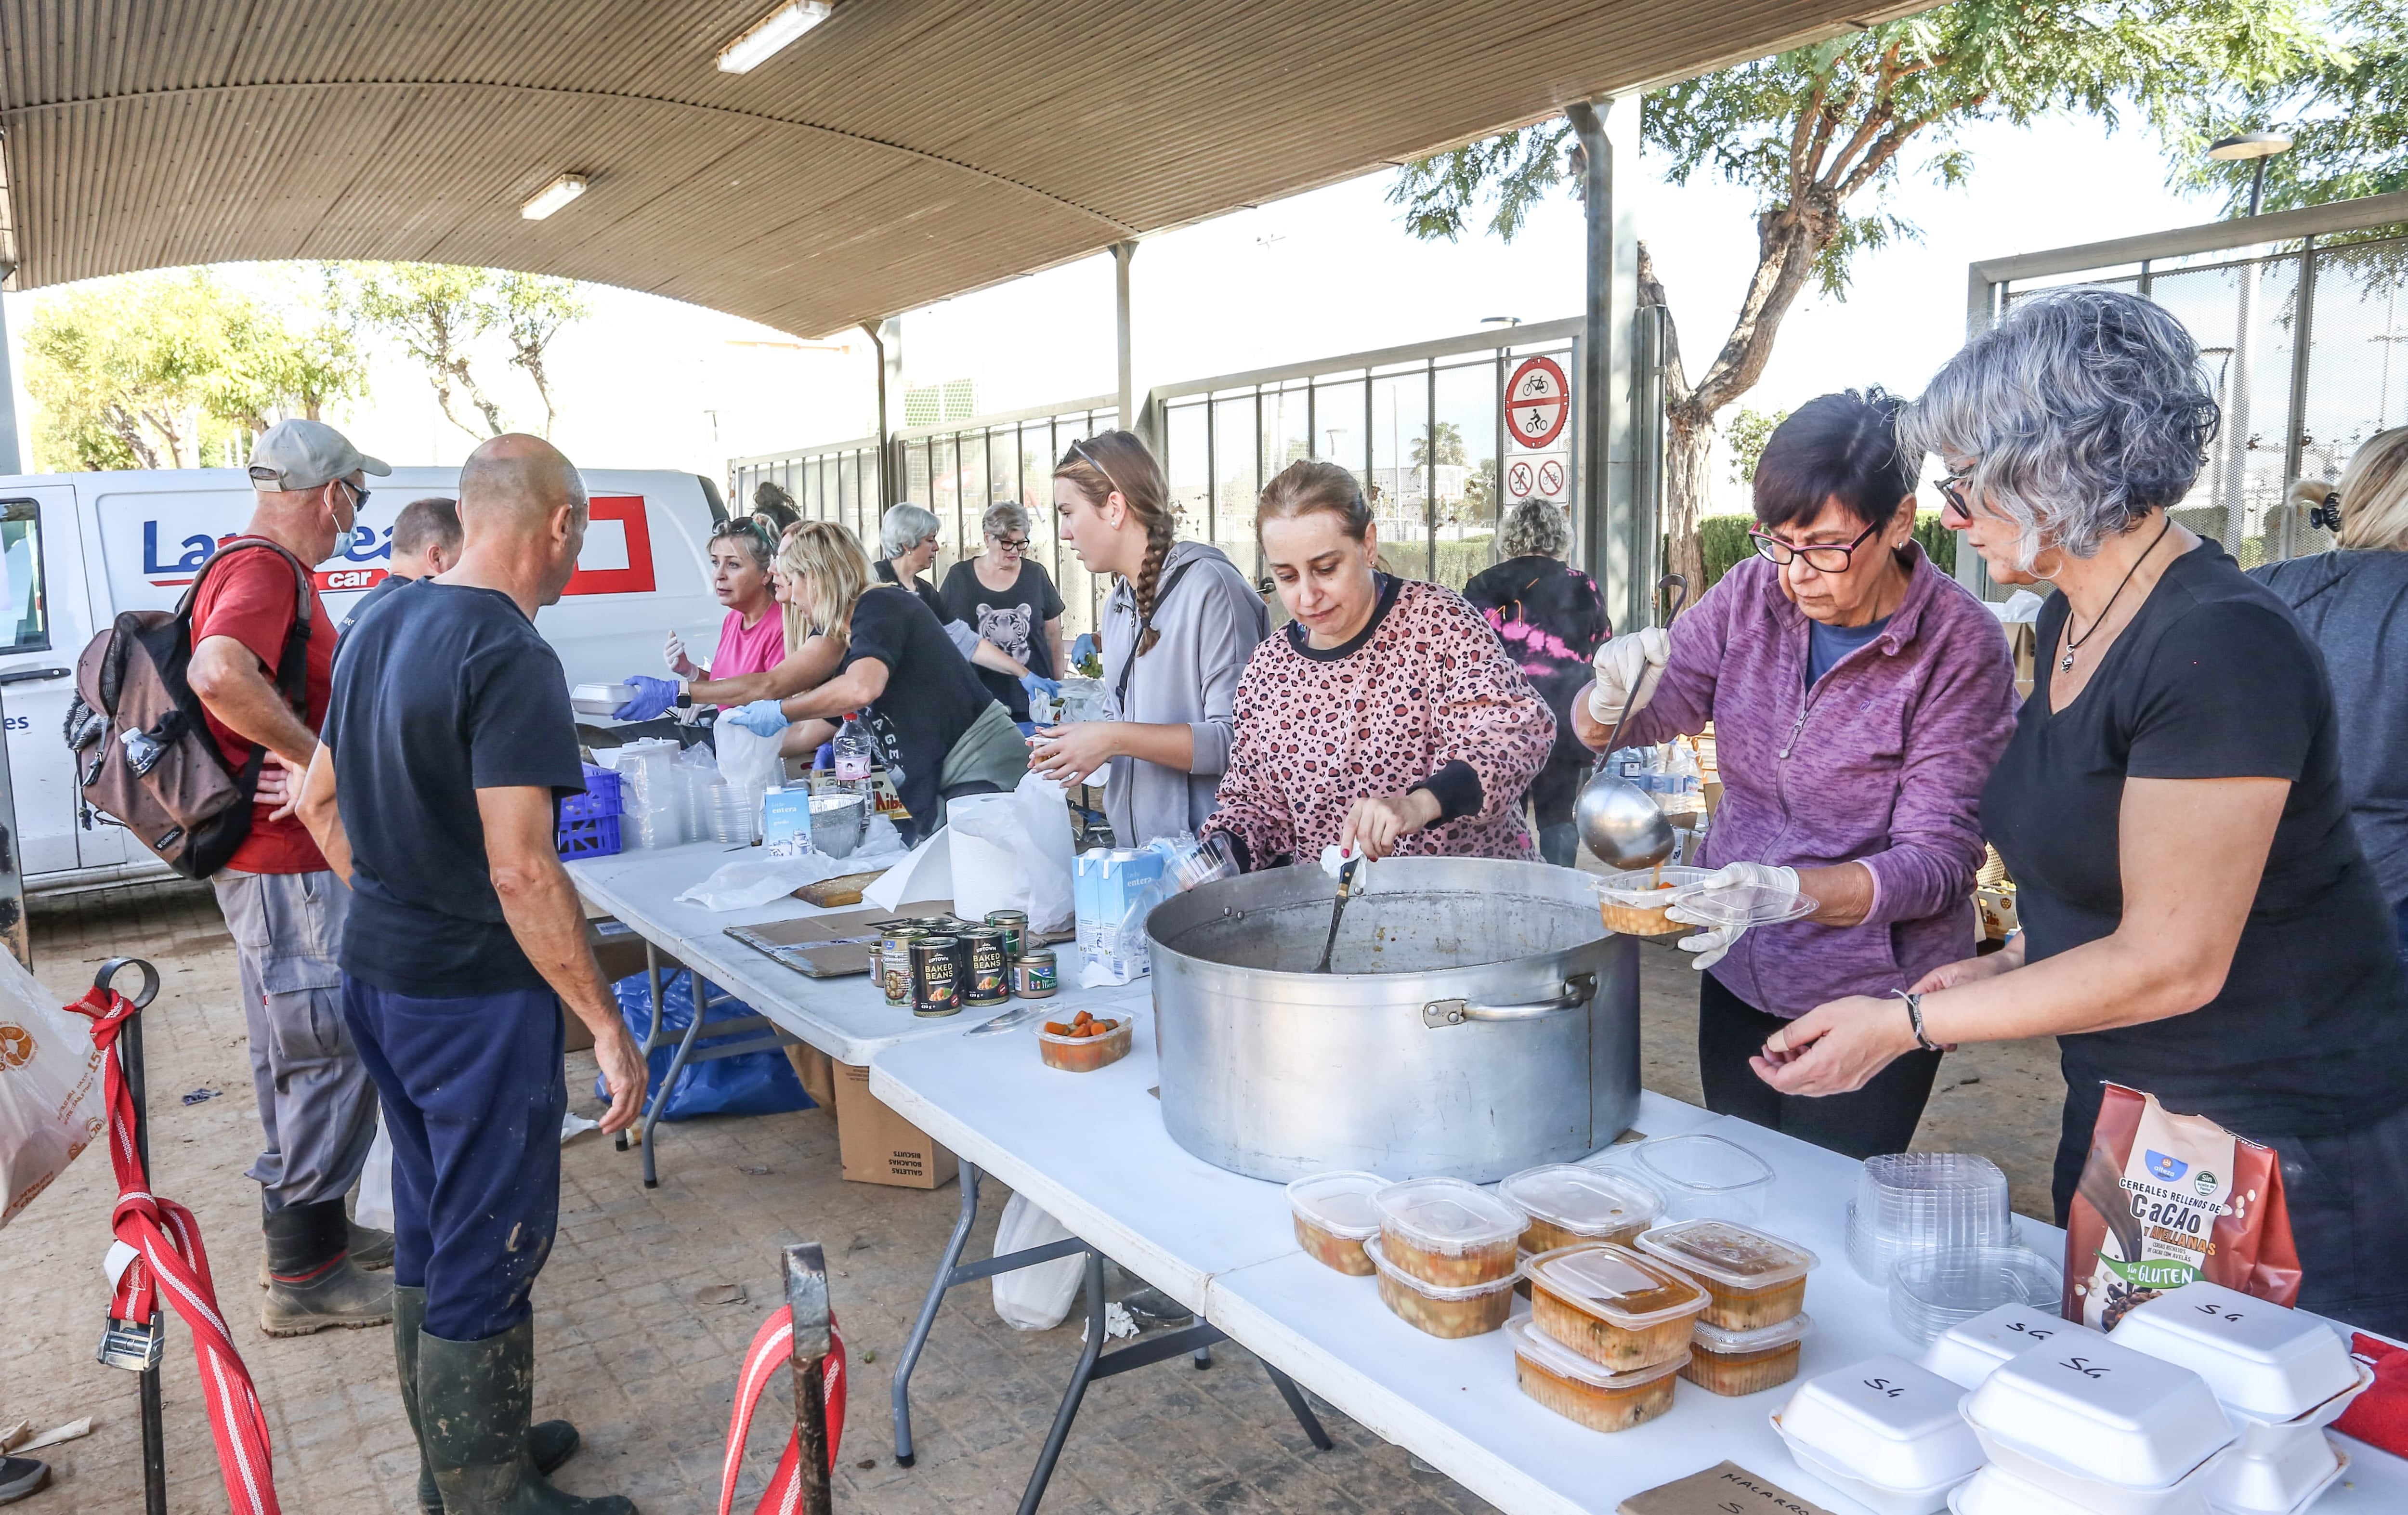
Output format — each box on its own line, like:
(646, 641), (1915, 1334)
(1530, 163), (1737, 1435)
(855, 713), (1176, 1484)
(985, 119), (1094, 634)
(2065, 1084), (2301, 1331)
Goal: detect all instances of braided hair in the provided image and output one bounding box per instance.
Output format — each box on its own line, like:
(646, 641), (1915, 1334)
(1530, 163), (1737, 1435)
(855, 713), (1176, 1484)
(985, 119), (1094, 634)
(1054, 431), (1176, 655)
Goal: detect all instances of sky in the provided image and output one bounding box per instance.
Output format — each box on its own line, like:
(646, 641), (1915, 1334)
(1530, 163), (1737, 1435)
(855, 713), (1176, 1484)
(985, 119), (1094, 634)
(3, 106), (2221, 511)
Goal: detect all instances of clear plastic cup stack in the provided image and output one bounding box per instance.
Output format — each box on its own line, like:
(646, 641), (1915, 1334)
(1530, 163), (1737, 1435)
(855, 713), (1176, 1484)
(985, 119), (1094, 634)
(1887, 1245), (2062, 1346)
(1845, 1152), (2014, 1284)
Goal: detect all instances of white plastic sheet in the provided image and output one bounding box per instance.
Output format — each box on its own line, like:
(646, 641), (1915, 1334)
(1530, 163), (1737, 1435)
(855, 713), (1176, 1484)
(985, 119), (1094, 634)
(947, 772), (1076, 933)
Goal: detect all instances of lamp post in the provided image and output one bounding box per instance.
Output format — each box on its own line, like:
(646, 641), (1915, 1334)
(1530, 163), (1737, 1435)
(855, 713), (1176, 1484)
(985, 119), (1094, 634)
(2204, 131), (2292, 549)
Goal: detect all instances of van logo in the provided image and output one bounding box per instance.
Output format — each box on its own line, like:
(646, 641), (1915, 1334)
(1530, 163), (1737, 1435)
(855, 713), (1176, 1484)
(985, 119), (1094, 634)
(142, 522), (224, 578)
(142, 521), (394, 588)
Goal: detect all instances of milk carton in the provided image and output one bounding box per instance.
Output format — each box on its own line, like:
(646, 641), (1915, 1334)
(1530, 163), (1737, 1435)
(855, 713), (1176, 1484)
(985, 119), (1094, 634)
(1074, 847), (1167, 987)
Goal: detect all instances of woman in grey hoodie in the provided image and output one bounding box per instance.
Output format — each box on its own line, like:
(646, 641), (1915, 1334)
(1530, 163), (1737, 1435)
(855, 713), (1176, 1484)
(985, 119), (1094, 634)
(2253, 426), (2408, 958)
(1027, 431), (1269, 845)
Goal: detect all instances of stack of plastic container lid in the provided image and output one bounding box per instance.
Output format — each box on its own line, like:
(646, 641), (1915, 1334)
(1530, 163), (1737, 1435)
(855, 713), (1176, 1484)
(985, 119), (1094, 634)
(1847, 1153), (2015, 1283)
(1621, 1134), (1775, 1224)
(1890, 1246), (2063, 1345)
(1957, 1333), (2236, 1515)
(2110, 1280), (2373, 1515)
(1773, 1354), (1985, 1514)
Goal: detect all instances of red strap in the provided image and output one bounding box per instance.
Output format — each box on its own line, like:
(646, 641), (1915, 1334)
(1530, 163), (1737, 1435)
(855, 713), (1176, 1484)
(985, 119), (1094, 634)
(68, 987), (280, 1515)
(718, 1303), (847, 1515)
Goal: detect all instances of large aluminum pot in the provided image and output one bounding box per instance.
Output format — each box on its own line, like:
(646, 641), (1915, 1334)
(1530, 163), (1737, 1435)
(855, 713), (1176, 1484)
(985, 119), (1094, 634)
(1146, 857), (1638, 1183)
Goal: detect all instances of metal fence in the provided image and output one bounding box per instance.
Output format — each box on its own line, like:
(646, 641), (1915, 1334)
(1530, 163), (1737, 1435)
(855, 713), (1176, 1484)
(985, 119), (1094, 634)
(728, 439), (884, 549)
(1968, 191), (2408, 595)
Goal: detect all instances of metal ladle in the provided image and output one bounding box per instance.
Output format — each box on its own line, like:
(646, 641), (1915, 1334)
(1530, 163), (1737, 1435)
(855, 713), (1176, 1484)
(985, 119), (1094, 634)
(1576, 575), (1690, 870)
(1312, 854), (1362, 973)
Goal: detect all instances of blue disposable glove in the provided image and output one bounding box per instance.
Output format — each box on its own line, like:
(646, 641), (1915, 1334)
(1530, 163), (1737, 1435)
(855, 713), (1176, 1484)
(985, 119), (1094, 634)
(725, 699), (789, 737)
(1072, 633), (1098, 666)
(612, 675), (681, 722)
(1020, 673), (1062, 701)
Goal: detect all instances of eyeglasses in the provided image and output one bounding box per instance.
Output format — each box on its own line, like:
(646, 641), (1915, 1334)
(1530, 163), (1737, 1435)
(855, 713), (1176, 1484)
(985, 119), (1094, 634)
(340, 479), (370, 518)
(990, 534), (1030, 551)
(1749, 517), (1879, 573)
(1936, 472), (1976, 525)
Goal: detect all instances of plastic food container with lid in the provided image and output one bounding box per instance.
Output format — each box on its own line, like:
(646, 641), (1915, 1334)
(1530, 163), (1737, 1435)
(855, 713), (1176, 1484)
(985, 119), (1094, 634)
(1505, 1318), (1686, 1434)
(1522, 1242), (1709, 1371)
(1921, 1301), (2105, 1390)
(1592, 866), (1714, 935)
(1946, 1462), (2212, 1515)
(1772, 1355), (1983, 1515)
(1369, 1177), (1525, 1288)
(1362, 1236), (1515, 1338)
(1963, 1335), (2235, 1504)
(1036, 1013), (1133, 1072)
(1847, 1152), (2015, 1284)
(1636, 1218), (1815, 1330)
(1683, 1311), (1811, 1397)
(1498, 1163), (1662, 1254)
(2108, 1280), (2362, 1424)
(1888, 1245), (2061, 1345)
(1623, 1134), (1774, 1225)
(1283, 1170), (1385, 1277)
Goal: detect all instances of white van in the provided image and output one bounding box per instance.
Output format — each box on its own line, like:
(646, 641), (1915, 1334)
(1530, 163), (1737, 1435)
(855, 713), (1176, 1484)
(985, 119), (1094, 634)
(0, 465), (732, 894)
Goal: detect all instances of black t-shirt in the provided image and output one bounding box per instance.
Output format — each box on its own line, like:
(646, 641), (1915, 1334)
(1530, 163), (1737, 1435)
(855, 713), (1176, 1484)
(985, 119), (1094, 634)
(875, 559), (952, 627)
(1983, 541), (2408, 1136)
(940, 559), (1065, 721)
(845, 585), (998, 837)
(336, 570), (411, 639)
(325, 579), (587, 998)
(1460, 554), (1610, 766)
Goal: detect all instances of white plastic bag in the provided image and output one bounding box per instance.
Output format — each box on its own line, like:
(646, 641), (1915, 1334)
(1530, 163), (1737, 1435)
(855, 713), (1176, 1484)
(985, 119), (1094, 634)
(714, 721), (787, 826)
(354, 1106), (395, 1231)
(991, 1191), (1085, 1331)
(0, 949), (107, 1231)
(947, 772), (1076, 933)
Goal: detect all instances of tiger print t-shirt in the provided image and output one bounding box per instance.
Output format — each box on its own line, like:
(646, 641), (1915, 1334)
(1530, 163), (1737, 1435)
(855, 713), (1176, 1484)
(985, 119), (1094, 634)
(941, 558), (1065, 721)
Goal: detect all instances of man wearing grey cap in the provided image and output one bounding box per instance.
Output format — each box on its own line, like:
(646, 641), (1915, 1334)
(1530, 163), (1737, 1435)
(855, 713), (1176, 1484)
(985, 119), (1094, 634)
(188, 417), (395, 1335)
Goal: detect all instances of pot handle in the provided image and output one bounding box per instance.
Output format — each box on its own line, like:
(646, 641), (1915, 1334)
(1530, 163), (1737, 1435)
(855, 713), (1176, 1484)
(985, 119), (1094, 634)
(1422, 972), (1597, 1028)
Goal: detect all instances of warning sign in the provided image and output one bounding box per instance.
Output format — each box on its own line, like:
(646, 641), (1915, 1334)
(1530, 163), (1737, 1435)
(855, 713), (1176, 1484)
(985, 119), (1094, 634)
(1506, 452), (1570, 503)
(1505, 356), (1570, 449)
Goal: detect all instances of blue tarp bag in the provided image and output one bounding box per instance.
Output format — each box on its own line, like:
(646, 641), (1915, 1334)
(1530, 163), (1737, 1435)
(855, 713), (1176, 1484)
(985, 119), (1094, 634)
(593, 969), (813, 1121)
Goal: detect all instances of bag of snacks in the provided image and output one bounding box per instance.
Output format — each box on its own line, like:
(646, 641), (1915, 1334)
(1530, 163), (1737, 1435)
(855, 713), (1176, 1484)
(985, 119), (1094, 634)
(2064, 1084), (2299, 1331)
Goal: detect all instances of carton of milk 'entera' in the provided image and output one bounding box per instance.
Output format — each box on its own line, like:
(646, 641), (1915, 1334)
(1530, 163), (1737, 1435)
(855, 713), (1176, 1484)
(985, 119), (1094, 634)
(1074, 847), (1167, 987)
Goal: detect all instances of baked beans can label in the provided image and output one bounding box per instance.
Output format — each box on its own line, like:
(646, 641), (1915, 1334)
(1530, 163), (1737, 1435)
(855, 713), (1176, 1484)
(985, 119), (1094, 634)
(963, 929), (1009, 1005)
(912, 936), (960, 1016)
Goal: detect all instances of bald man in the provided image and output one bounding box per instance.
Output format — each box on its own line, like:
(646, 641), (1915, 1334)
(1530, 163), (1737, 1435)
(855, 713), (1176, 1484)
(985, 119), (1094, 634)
(300, 435), (644, 1515)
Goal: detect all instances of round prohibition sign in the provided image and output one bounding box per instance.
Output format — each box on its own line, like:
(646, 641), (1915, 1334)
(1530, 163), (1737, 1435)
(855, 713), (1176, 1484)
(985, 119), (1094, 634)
(1506, 355), (1570, 449)
(1538, 458), (1566, 496)
(1507, 461), (1535, 499)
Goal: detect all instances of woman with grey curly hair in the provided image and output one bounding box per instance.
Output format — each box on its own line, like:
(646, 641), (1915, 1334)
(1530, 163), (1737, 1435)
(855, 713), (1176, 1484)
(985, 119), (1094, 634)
(1461, 501), (1607, 865)
(1758, 289), (2408, 1335)
(867, 501), (1034, 689)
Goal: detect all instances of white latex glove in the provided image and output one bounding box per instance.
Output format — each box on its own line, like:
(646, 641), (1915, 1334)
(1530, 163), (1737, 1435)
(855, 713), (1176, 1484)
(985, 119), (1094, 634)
(665, 629), (697, 679)
(1586, 626), (1671, 728)
(1663, 862), (1804, 972)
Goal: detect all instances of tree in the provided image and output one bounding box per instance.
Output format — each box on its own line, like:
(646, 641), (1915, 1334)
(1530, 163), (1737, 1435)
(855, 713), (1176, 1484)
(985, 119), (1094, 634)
(340, 263), (588, 440)
(2183, 0), (2405, 213)
(1411, 420), (1468, 468)
(1390, 0), (2326, 587)
(496, 270), (590, 438)
(1726, 406), (1788, 487)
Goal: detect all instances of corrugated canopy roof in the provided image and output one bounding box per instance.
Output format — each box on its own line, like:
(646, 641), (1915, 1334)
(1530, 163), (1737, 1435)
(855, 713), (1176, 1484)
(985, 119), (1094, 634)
(0, 0), (1915, 335)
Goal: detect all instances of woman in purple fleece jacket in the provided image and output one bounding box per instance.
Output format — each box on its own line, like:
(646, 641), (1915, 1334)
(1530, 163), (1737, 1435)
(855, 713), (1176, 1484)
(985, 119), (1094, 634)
(1574, 390), (2017, 1157)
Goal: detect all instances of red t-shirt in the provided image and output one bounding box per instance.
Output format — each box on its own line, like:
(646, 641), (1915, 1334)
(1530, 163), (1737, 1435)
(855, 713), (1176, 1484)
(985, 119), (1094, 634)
(189, 541), (337, 875)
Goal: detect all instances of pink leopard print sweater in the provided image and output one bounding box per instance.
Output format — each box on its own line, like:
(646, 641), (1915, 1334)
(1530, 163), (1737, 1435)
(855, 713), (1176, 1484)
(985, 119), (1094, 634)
(1203, 576), (1555, 866)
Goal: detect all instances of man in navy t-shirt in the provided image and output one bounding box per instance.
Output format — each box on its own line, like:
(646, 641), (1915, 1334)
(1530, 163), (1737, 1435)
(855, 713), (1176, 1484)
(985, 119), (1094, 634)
(299, 434), (643, 1515)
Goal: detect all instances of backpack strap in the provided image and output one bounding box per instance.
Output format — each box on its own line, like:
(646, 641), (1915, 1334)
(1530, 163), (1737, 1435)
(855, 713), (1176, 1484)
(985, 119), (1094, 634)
(1113, 556), (1201, 712)
(181, 537), (319, 794)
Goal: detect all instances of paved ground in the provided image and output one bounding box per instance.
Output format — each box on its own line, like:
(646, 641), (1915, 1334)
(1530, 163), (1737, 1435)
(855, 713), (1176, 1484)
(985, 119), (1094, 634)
(0, 879), (2063, 1513)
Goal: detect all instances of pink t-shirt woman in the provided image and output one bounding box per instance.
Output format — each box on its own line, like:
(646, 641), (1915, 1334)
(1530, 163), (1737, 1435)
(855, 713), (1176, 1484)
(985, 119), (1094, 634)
(710, 606), (786, 681)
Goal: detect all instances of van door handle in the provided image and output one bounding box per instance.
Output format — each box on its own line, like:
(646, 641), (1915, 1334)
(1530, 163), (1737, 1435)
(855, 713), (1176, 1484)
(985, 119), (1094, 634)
(0, 667), (70, 685)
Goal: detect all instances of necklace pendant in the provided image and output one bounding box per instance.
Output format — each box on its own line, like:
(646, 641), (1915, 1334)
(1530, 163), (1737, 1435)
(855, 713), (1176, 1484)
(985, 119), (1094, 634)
(2060, 650), (2077, 672)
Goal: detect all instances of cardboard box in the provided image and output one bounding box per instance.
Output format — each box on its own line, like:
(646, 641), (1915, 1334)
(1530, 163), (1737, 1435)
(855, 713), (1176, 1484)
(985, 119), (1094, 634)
(832, 1060), (956, 1189)
(785, 1042), (838, 1110)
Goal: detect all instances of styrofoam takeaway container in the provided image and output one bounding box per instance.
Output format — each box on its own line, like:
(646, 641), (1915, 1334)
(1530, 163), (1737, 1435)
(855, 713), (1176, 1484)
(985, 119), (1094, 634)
(1922, 1302), (2106, 1390)
(1963, 1336), (2235, 1512)
(1771, 1355), (1982, 1515)
(2208, 1430), (2352, 1515)
(1947, 1462), (2211, 1515)
(2110, 1281), (2361, 1424)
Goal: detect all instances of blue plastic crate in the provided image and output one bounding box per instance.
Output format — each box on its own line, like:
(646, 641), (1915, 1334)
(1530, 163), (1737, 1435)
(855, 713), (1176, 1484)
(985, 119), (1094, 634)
(557, 763), (624, 858)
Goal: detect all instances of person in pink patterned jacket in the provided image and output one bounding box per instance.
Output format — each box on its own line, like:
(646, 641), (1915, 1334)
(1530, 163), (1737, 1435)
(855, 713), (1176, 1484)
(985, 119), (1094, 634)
(1201, 459), (1555, 869)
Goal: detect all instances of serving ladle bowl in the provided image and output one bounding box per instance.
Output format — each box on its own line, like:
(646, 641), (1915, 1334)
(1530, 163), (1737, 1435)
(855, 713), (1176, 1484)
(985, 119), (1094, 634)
(1576, 574), (1690, 870)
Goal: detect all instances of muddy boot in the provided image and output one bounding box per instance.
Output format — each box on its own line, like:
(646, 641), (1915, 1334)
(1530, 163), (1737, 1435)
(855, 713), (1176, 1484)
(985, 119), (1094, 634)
(261, 1219), (393, 1288)
(397, 1288), (581, 1514)
(260, 1198), (393, 1337)
(419, 1320), (636, 1515)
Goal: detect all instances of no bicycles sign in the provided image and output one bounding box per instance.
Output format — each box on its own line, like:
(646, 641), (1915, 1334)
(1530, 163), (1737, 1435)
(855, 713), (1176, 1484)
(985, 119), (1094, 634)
(1505, 356), (1570, 449)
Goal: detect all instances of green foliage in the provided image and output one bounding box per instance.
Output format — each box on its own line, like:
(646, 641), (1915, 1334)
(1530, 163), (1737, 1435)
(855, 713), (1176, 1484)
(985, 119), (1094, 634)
(22, 269), (366, 471)
(1433, 534), (1497, 591)
(1693, 510), (1956, 590)
(1726, 407), (1788, 484)
(1411, 421), (1468, 468)
(337, 262), (587, 440)
(2178, 0), (2406, 214)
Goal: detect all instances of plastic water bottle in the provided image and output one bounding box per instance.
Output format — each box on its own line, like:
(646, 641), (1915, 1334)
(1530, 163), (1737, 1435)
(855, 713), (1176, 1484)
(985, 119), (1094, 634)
(832, 713), (872, 783)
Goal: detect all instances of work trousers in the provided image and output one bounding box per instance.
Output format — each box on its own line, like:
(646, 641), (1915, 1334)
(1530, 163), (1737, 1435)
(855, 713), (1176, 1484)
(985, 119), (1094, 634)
(1697, 971), (1943, 1161)
(213, 868), (377, 1212)
(342, 977), (567, 1343)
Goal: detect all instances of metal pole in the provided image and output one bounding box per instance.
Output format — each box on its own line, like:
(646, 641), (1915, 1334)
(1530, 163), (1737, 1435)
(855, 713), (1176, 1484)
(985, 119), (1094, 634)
(2283, 237), (2318, 553)
(1113, 242), (1137, 432)
(784, 1244), (834, 1515)
(0, 685), (24, 969)
(860, 322), (891, 513)
(0, 278), (21, 476)
(1567, 100), (1610, 581)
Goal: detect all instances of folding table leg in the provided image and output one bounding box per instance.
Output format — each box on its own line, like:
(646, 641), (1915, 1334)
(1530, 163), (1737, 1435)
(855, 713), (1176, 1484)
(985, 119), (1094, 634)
(891, 1163), (983, 1467)
(639, 969), (709, 1189)
(1017, 1249), (1108, 1515)
(1262, 1363), (1333, 1450)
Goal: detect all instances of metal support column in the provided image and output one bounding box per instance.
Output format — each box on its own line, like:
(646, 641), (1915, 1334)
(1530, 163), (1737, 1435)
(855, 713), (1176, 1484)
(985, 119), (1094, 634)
(1565, 96), (1645, 634)
(2283, 236), (2320, 552)
(1113, 242), (1137, 433)
(0, 684), (25, 968)
(0, 273), (20, 476)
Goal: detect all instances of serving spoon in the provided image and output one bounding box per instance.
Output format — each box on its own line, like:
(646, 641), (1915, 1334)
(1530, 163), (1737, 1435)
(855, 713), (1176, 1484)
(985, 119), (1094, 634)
(1312, 854), (1362, 974)
(1575, 575), (1690, 870)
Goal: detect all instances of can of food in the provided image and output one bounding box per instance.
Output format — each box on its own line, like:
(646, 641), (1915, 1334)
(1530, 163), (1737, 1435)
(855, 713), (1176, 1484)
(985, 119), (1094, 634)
(984, 909), (1029, 961)
(880, 927), (926, 1006)
(1012, 950), (1059, 999)
(911, 936), (961, 1017)
(961, 928), (1010, 1006)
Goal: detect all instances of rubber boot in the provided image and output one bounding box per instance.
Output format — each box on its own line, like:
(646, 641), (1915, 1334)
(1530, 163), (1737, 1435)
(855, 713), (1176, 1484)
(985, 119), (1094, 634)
(260, 1198), (393, 1337)
(419, 1319), (636, 1515)
(396, 1288), (583, 1514)
(261, 1219), (393, 1288)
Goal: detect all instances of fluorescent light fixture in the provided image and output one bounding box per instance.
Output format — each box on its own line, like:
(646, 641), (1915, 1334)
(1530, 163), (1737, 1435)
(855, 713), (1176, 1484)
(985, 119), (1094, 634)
(717, 1), (832, 73)
(521, 173), (588, 221)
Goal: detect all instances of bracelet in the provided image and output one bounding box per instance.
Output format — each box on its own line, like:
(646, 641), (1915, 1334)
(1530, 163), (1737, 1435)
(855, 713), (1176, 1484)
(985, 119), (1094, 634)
(1899, 991), (1941, 1053)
